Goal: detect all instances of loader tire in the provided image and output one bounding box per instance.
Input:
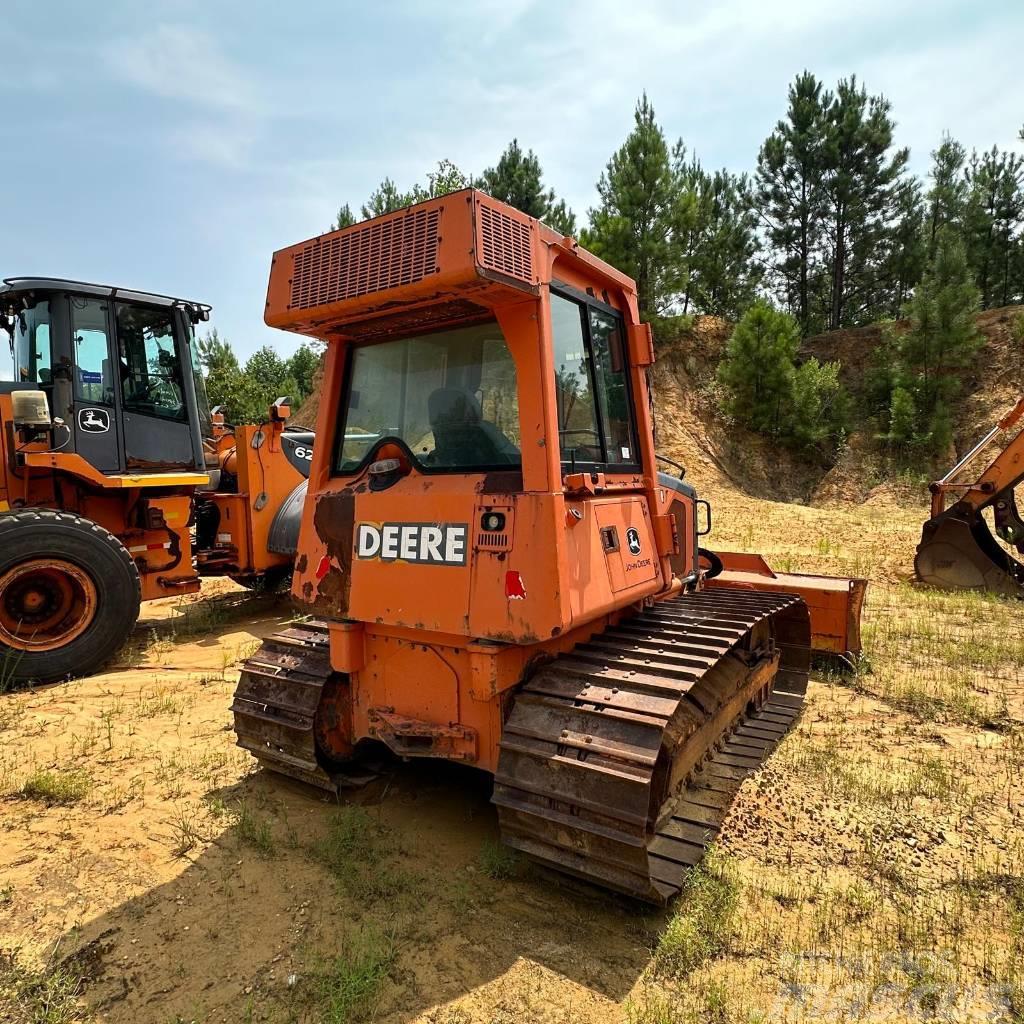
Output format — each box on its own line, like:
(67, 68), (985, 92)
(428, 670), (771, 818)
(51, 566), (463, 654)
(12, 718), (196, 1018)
(0, 510), (141, 687)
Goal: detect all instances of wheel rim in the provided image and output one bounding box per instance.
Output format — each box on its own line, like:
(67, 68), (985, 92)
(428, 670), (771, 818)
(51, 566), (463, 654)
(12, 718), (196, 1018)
(0, 559), (98, 651)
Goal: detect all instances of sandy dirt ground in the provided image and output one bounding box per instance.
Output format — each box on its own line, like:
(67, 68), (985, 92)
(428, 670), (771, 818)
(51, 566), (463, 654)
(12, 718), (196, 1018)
(1, 487), (1022, 1023)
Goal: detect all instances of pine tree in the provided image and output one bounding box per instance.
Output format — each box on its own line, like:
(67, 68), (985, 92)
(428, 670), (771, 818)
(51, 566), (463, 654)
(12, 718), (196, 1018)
(818, 77), (910, 330)
(754, 71), (829, 335)
(717, 301), (800, 436)
(286, 344), (320, 402)
(887, 227), (982, 453)
(583, 94), (687, 325)
(357, 160), (470, 220)
(964, 147), (1024, 308)
(477, 139), (577, 234)
(881, 177), (925, 316)
(925, 135), (967, 259)
(331, 204), (356, 232)
(790, 357), (850, 454)
(686, 169), (762, 319)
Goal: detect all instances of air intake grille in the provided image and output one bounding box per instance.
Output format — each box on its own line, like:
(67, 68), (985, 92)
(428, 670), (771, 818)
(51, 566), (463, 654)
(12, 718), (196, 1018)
(477, 204), (533, 282)
(289, 208), (441, 310)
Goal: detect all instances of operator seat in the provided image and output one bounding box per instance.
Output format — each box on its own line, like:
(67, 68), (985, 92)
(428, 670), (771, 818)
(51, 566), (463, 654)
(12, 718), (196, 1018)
(427, 387), (519, 467)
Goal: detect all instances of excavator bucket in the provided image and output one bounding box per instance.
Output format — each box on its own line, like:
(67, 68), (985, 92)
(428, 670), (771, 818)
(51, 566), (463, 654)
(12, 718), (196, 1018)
(915, 397), (1024, 597)
(915, 501), (1024, 596)
(707, 551), (867, 660)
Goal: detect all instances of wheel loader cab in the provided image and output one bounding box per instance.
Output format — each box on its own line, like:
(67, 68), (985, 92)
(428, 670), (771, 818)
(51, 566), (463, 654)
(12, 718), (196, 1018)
(2, 278), (216, 479)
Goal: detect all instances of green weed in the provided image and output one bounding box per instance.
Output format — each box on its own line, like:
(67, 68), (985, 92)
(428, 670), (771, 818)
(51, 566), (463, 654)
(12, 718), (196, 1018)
(19, 769), (91, 806)
(654, 847), (740, 979)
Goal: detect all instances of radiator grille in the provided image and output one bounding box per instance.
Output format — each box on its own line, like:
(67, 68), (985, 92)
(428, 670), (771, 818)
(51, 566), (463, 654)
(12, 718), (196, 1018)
(477, 204), (533, 282)
(289, 208), (441, 310)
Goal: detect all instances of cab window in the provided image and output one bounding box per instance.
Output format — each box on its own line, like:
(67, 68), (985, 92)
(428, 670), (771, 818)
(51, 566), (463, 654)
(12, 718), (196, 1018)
(72, 298), (113, 404)
(13, 301), (52, 385)
(336, 319), (520, 473)
(550, 290), (639, 469)
(115, 304), (186, 421)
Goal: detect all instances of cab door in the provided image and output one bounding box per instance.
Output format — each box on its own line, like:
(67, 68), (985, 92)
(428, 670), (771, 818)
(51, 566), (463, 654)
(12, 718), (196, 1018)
(69, 296), (123, 473)
(113, 303), (196, 471)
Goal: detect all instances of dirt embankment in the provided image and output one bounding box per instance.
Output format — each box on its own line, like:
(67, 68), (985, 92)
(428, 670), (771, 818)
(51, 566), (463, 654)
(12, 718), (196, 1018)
(654, 305), (1024, 508)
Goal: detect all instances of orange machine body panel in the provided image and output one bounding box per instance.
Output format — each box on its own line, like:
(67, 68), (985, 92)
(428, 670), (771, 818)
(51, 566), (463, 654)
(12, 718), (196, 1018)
(268, 190), (861, 773)
(0, 393), (202, 600)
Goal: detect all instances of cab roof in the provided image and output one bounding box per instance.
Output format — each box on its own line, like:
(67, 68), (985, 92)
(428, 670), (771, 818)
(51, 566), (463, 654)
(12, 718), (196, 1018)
(0, 277), (211, 318)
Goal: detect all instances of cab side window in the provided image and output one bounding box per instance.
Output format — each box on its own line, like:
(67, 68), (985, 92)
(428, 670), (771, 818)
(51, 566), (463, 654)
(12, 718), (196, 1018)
(550, 290), (639, 469)
(71, 298), (113, 405)
(115, 304), (186, 421)
(550, 294), (601, 464)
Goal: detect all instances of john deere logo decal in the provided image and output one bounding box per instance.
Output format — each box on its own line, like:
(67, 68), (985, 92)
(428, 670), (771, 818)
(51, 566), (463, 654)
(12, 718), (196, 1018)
(78, 408), (110, 433)
(626, 527), (642, 555)
(356, 522), (468, 566)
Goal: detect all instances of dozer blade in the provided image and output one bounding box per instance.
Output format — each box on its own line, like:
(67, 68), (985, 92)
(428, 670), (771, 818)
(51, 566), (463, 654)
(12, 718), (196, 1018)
(707, 552), (866, 660)
(915, 507), (1024, 597)
(492, 586), (811, 905)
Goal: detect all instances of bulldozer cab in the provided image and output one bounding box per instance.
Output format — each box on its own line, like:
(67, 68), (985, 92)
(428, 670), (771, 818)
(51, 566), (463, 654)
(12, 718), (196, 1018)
(1, 277), (217, 480)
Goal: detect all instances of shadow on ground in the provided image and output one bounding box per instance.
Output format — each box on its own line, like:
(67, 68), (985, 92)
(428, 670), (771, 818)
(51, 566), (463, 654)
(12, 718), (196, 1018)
(61, 754), (659, 1022)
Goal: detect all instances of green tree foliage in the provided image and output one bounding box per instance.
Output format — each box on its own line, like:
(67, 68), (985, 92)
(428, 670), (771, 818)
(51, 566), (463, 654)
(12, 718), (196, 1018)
(755, 71), (829, 335)
(476, 139), (576, 235)
(790, 357), (850, 452)
(964, 146), (1024, 308)
(755, 73), (912, 332)
(199, 332), (320, 426)
(717, 301), (800, 436)
(331, 203), (356, 231)
(925, 135), (968, 258)
(584, 94), (760, 332)
(881, 228), (983, 454)
(718, 302), (849, 456)
(583, 94), (684, 324)
(684, 169), (762, 319)
(818, 77), (910, 330)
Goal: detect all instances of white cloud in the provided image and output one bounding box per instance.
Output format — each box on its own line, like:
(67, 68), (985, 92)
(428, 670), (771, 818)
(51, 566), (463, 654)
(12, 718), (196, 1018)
(102, 24), (257, 111)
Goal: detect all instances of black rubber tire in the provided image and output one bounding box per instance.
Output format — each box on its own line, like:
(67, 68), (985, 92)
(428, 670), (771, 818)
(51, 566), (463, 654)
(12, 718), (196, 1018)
(0, 510), (141, 686)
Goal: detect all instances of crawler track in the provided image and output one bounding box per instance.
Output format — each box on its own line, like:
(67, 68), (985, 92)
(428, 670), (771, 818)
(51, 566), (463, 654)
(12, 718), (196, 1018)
(231, 588), (810, 903)
(231, 622), (335, 789)
(493, 588), (810, 903)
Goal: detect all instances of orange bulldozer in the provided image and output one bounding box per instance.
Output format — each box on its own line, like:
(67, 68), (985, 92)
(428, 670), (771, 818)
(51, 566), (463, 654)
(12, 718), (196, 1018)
(232, 190), (866, 902)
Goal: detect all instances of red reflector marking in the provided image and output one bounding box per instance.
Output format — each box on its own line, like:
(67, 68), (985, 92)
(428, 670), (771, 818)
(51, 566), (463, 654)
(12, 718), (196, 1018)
(316, 556), (331, 580)
(505, 571), (527, 600)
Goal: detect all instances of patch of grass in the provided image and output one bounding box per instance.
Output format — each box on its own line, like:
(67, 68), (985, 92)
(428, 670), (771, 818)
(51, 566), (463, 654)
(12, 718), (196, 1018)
(311, 807), (384, 880)
(306, 928), (396, 1024)
(19, 769), (91, 806)
(654, 847), (740, 979)
(166, 804), (207, 858)
(0, 948), (90, 1024)
(477, 840), (517, 880)
(234, 802), (276, 858)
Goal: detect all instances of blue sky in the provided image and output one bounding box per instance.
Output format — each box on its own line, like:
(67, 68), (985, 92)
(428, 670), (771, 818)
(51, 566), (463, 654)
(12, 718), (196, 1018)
(1, 0), (1021, 368)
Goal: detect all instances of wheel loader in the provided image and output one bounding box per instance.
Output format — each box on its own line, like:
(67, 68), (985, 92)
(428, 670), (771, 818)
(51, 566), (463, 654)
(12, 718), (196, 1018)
(0, 277), (313, 684)
(231, 190), (866, 903)
(916, 396), (1024, 595)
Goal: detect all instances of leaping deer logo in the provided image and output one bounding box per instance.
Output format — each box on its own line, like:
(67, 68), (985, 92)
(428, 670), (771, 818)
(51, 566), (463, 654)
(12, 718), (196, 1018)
(78, 408), (110, 433)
